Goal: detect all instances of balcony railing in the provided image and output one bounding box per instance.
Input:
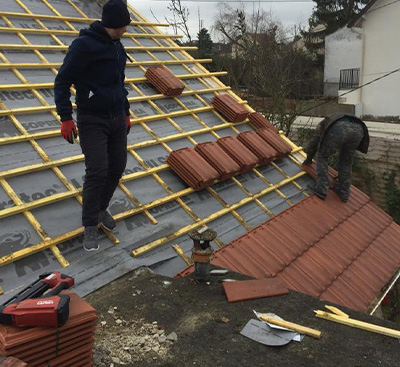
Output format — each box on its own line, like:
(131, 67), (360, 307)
(339, 68), (360, 90)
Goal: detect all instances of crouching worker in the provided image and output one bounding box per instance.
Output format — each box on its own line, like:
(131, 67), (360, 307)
(54, 0), (132, 251)
(303, 113), (369, 202)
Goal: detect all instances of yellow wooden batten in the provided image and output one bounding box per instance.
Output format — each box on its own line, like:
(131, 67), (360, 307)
(0, 59), (213, 69)
(0, 26), (181, 38)
(0, 72), (228, 91)
(0, 11), (170, 26)
(0, 43), (197, 51)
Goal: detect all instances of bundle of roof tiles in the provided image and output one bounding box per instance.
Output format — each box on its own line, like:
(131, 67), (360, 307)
(167, 147), (219, 190)
(195, 142), (241, 181)
(145, 66), (185, 96)
(211, 94), (249, 122)
(217, 136), (258, 173)
(0, 292), (97, 367)
(256, 128), (292, 157)
(248, 112), (279, 133)
(237, 131), (277, 164)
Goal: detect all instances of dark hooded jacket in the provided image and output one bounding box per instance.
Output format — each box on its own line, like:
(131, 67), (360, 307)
(306, 113), (370, 160)
(54, 21), (129, 121)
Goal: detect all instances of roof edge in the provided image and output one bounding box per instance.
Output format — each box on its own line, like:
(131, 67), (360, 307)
(348, 0), (380, 28)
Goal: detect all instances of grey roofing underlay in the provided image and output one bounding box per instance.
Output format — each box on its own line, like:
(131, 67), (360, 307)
(0, 0), (314, 302)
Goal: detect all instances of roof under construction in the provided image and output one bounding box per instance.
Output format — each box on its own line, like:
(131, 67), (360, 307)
(0, 0), (399, 315)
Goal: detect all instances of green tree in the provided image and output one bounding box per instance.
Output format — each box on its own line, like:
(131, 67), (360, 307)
(303, 0), (368, 55)
(310, 0), (368, 34)
(196, 28), (213, 58)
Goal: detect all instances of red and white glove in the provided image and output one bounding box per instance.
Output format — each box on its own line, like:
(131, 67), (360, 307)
(61, 120), (77, 144)
(126, 115), (131, 134)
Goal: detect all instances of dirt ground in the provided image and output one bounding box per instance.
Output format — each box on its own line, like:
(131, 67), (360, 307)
(86, 267), (400, 367)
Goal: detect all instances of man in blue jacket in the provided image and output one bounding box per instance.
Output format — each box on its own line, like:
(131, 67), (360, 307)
(54, 0), (131, 251)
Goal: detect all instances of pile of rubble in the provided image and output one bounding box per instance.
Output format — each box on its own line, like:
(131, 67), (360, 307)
(94, 306), (177, 366)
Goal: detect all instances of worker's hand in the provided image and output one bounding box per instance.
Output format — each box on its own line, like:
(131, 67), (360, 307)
(126, 115), (131, 134)
(61, 120), (77, 144)
(302, 158), (312, 166)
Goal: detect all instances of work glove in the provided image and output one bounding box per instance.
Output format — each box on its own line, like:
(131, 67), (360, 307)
(126, 115), (131, 134)
(61, 119), (77, 144)
(302, 158), (312, 166)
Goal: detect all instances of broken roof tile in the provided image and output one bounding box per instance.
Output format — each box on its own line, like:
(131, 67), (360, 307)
(211, 94), (249, 122)
(195, 141), (241, 181)
(237, 131), (278, 164)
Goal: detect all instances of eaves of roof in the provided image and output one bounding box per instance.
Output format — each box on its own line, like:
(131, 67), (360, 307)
(348, 0), (380, 28)
(177, 186), (400, 312)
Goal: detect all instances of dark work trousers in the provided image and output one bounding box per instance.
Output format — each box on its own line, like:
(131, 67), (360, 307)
(77, 113), (127, 227)
(316, 118), (364, 199)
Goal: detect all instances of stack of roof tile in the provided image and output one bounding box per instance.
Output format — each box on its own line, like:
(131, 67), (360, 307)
(248, 112), (279, 133)
(256, 128), (292, 157)
(167, 147), (219, 190)
(237, 131), (277, 164)
(217, 136), (258, 173)
(145, 66), (185, 96)
(211, 94), (249, 122)
(195, 142), (241, 181)
(0, 292), (97, 367)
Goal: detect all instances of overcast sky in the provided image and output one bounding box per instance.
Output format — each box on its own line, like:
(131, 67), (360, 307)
(129, 0), (315, 41)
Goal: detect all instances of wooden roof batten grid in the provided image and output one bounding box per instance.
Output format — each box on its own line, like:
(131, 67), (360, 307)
(0, 0), (311, 296)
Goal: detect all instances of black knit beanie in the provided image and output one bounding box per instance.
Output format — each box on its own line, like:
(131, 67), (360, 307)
(101, 0), (131, 29)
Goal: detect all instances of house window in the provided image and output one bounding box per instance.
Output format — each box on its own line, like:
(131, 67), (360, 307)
(339, 68), (360, 89)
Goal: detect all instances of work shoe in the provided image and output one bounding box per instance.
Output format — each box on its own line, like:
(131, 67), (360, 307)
(83, 226), (99, 252)
(99, 210), (116, 231)
(307, 183), (326, 200)
(333, 186), (349, 203)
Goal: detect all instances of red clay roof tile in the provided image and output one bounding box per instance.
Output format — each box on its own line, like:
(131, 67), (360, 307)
(167, 147), (219, 190)
(195, 142), (241, 181)
(217, 136), (258, 173)
(248, 112), (279, 133)
(176, 186), (400, 311)
(0, 292), (96, 367)
(256, 128), (292, 157)
(237, 131), (277, 164)
(211, 94), (249, 123)
(222, 278), (288, 302)
(0, 357), (26, 367)
(302, 162), (338, 188)
(145, 66), (185, 96)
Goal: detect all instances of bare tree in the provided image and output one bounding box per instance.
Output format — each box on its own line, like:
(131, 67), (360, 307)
(213, 4), (321, 135)
(165, 0), (193, 43)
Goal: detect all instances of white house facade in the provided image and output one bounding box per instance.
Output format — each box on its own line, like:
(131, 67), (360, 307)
(324, 0), (400, 120)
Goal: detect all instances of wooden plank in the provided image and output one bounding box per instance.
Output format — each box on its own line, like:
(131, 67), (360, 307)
(315, 311), (400, 339)
(259, 314), (322, 339)
(324, 305), (349, 318)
